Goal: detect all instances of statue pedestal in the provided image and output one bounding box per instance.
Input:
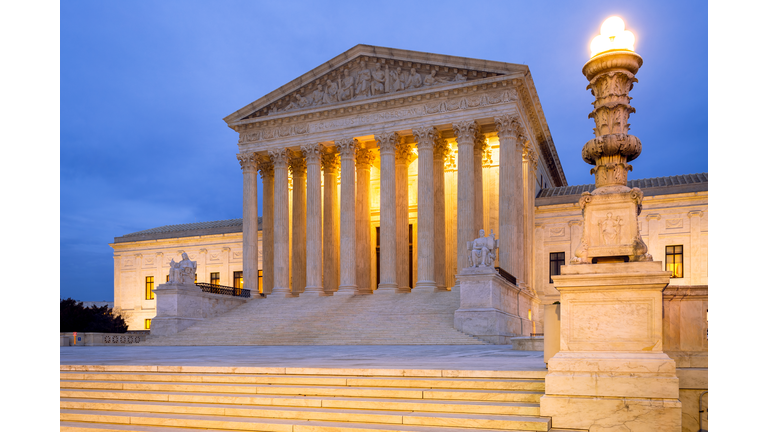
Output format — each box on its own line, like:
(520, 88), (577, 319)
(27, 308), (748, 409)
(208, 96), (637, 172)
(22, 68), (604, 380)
(539, 261), (682, 431)
(151, 283), (206, 337)
(453, 267), (533, 344)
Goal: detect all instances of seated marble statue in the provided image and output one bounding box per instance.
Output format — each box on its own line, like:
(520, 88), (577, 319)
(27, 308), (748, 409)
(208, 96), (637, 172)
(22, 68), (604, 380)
(169, 252), (197, 285)
(467, 229), (499, 268)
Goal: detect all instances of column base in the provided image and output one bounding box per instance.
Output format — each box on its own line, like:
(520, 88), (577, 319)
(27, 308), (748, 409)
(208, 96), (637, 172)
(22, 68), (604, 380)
(540, 395), (681, 431)
(412, 281), (437, 292)
(355, 287), (374, 295)
(376, 283), (398, 293)
(337, 285), (357, 295)
(397, 286), (412, 293)
(302, 286), (325, 296)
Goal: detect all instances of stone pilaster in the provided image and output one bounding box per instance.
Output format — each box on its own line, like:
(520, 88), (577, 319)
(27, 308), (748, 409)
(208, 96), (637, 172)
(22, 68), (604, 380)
(688, 210), (704, 285)
(473, 129), (486, 236)
(376, 132), (399, 292)
(453, 121), (477, 276)
(433, 137), (448, 291)
(522, 144), (539, 291)
(302, 143), (324, 295)
(259, 158), (274, 295)
(337, 138), (359, 295)
(356, 148), (375, 295)
(395, 138), (415, 292)
(237, 152), (260, 294)
(322, 152), (340, 295)
(412, 126), (438, 292)
(289, 152), (307, 296)
(495, 114), (524, 279)
(269, 149), (290, 296)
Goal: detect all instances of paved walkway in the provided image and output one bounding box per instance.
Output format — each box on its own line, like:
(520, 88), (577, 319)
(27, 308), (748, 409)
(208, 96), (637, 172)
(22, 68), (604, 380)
(60, 345), (545, 371)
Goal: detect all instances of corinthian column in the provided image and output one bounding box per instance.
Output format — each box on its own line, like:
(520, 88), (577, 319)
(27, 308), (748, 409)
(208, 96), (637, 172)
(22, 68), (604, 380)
(289, 152), (307, 296)
(337, 138), (358, 295)
(412, 126), (438, 292)
(474, 130), (487, 236)
(237, 152), (259, 294)
(433, 137), (448, 291)
(453, 121), (477, 275)
(522, 145), (539, 291)
(259, 158), (274, 295)
(495, 114), (524, 279)
(395, 139), (415, 292)
(376, 132), (399, 292)
(322, 152), (340, 295)
(302, 143), (324, 295)
(270, 148), (290, 296)
(356, 148), (375, 295)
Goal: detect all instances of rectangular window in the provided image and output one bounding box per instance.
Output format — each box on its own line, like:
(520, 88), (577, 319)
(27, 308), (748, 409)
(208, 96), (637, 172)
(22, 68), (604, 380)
(233, 271), (243, 289)
(549, 252), (565, 283)
(145, 276), (154, 300)
(210, 272), (220, 286)
(144, 319), (151, 329)
(666, 245), (683, 278)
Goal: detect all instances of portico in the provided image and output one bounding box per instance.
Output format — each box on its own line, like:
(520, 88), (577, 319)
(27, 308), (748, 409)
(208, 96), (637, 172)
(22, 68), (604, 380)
(227, 45), (565, 309)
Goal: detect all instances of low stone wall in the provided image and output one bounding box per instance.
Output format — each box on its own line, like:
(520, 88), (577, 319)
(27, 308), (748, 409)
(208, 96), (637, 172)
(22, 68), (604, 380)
(507, 336), (543, 351)
(60, 332), (147, 346)
(454, 267), (536, 344)
(151, 283), (249, 337)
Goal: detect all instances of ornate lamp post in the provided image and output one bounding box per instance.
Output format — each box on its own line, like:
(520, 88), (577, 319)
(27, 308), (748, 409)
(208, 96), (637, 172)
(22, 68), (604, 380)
(539, 17), (682, 431)
(572, 16), (651, 264)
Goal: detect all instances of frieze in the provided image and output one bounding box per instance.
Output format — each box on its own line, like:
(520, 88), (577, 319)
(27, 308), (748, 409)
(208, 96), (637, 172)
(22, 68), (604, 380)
(238, 89), (518, 145)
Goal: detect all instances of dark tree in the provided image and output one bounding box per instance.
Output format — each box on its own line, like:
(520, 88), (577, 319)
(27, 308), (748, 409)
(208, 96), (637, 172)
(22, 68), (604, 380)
(60, 298), (128, 333)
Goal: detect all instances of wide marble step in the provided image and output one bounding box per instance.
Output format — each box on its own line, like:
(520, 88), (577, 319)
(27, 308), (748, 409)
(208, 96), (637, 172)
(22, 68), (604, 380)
(60, 407), (551, 431)
(60, 389), (541, 414)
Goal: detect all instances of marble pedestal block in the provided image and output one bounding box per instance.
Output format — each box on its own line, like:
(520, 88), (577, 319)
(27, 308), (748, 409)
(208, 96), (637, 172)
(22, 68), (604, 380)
(540, 261), (682, 431)
(453, 267), (531, 344)
(151, 283), (248, 337)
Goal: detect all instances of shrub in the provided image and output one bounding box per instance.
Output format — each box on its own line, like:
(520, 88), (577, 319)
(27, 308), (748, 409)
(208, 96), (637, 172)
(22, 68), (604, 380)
(60, 298), (128, 333)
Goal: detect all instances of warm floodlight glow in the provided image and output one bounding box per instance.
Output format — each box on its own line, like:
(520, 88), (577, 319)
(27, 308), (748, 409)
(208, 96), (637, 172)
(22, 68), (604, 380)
(590, 16), (636, 57)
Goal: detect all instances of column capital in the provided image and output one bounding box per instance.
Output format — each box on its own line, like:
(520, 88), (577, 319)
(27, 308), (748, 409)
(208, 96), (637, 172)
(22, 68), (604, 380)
(687, 210), (704, 218)
(337, 138), (359, 158)
(375, 131), (400, 154)
(523, 144), (539, 170)
(434, 136), (449, 160)
(444, 144), (458, 172)
(473, 129), (488, 152)
(268, 149), (289, 169)
(568, 220), (583, 227)
(645, 213), (662, 221)
(237, 151), (260, 172)
(258, 156), (274, 178)
(494, 113), (524, 139)
(452, 120), (478, 144)
(301, 143), (324, 163)
(395, 141), (415, 164)
(356, 148), (376, 168)
(289, 151), (307, 175)
(199, 248), (207, 254)
(321, 152), (339, 172)
(412, 126), (438, 150)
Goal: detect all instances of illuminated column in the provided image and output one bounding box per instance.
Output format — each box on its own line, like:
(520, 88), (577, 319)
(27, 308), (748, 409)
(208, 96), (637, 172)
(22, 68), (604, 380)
(376, 132), (399, 292)
(453, 121), (477, 275)
(289, 152), (307, 296)
(444, 146), (458, 287)
(322, 152), (340, 295)
(433, 137), (448, 291)
(270, 149), (290, 296)
(356, 148), (375, 295)
(302, 143), (324, 295)
(522, 144), (539, 290)
(337, 138), (358, 295)
(259, 158), (274, 295)
(495, 114), (524, 278)
(395, 139), (415, 292)
(237, 152), (260, 293)
(473, 130), (486, 235)
(412, 126), (437, 292)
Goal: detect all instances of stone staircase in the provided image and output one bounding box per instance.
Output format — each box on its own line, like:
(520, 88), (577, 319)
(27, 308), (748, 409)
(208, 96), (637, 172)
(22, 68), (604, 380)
(60, 365), (553, 431)
(143, 289), (487, 346)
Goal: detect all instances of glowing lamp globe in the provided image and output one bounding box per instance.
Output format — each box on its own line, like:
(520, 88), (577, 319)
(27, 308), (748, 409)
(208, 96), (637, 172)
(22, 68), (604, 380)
(590, 16), (636, 57)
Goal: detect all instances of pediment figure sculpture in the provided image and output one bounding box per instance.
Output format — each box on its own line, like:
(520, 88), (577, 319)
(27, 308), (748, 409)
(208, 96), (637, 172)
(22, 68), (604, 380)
(169, 252), (197, 285)
(467, 229), (499, 268)
(227, 45), (525, 123)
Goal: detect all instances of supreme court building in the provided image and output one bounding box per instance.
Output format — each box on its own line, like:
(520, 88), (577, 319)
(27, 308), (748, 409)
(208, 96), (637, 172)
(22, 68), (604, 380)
(110, 45), (707, 332)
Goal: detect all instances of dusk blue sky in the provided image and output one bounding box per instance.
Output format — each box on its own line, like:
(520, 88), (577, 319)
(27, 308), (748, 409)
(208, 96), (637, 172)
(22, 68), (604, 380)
(60, 1), (708, 301)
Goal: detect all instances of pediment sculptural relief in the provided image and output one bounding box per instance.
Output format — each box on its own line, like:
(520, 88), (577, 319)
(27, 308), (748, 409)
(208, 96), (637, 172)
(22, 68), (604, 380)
(246, 57), (503, 120)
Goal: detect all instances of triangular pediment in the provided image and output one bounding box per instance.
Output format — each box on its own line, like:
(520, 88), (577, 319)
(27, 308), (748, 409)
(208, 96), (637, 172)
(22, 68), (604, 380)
(224, 45), (529, 125)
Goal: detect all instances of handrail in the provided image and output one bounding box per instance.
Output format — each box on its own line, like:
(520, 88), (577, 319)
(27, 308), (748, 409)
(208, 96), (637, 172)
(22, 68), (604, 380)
(195, 282), (251, 298)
